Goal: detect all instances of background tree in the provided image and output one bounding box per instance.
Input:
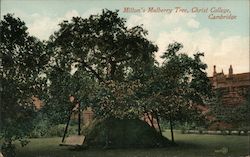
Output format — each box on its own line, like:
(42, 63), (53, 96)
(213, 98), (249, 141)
(208, 89), (250, 133)
(233, 90), (250, 132)
(0, 14), (49, 157)
(136, 42), (212, 143)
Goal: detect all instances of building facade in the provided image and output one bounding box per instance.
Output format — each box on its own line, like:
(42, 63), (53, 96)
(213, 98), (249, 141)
(210, 65), (250, 106)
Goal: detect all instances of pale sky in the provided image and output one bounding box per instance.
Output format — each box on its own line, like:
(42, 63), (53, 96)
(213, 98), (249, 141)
(1, 0), (249, 76)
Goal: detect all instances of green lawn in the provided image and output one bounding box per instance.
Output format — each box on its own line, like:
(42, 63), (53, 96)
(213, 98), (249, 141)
(16, 130), (250, 157)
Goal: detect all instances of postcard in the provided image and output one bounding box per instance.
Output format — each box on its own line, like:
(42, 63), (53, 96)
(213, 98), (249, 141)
(1, 0), (249, 157)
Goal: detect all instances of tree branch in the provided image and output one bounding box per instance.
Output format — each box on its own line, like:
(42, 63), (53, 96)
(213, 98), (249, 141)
(81, 60), (104, 82)
(113, 57), (132, 63)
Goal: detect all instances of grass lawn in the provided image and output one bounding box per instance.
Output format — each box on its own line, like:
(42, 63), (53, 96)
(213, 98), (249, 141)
(16, 130), (250, 157)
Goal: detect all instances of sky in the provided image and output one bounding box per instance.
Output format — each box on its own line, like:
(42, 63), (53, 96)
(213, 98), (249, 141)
(1, 0), (249, 76)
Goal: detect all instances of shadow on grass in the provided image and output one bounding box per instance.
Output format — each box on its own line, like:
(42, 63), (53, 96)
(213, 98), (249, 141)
(171, 141), (203, 149)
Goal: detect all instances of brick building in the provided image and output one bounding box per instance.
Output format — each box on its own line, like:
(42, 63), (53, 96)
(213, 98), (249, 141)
(209, 65), (250, 106)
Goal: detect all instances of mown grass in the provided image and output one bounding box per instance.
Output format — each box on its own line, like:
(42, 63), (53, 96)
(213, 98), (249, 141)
(16, 130), (250, 157)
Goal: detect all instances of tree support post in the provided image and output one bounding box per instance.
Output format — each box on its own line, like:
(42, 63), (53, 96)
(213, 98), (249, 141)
(62, 109), (73, 143)
(78, 102), (81, 135)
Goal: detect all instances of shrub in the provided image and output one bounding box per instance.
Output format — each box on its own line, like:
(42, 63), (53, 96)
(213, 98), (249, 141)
(1, 141), (16, 157)
(30, 115), (79, 138)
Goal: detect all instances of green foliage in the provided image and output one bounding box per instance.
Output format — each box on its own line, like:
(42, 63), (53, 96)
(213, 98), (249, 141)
(0, 14), (48, 156)
(48, 9), (157, 82)
(29, 113), (50, 138)
(91, 80), (141, 119)
(160, 42), (211, 105)
(42, 68), (96, 125)
(30, 122), (78, 138)
(45, 124), (68, 137)
(29, 112), (78, 138)
(234, 90), (250, 130)
(137, 42), (211, 125)
(161, 120), (197, 131)
(84, 118), (170, 148)
(1, 142), (16, 157)
(209, 90), (250, 131)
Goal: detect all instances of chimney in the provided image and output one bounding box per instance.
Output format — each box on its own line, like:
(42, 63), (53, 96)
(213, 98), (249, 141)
(213, 65), (217, 76)
(229, 65), (233, 77)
